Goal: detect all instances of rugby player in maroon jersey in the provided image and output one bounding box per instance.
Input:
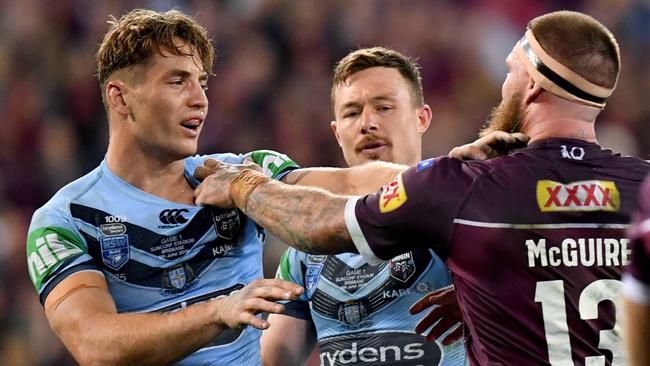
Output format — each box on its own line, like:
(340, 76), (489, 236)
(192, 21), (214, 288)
(194, 11), (648, 365)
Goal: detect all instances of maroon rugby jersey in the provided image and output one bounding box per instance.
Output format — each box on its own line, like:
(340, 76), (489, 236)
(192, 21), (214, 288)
(623, 175), (650, 305)
(345, 138), (650, 365)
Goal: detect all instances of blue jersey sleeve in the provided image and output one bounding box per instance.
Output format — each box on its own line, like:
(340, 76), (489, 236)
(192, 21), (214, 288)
(27, 203), (100, 305)
(276, 248), (311, 320)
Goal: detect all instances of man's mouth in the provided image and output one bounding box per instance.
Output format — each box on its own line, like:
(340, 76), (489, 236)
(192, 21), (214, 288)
(358, 141), (389, 154)
(181, 118), (202, 132)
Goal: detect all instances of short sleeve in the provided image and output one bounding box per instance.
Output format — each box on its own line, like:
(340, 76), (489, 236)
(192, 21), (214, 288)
(275, 248), (311, 320)
(345, 157), (475, 264)
(27, 207), (100, 305)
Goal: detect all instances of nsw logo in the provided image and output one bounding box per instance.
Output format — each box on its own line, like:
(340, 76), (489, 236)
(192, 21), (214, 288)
(100, 235), (129, 270)
(305, 263), (323, 298)
(159, 209), (190, 225)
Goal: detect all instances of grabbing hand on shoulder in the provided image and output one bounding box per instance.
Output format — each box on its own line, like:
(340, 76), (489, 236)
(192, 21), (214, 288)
(449, 131), (529, 160)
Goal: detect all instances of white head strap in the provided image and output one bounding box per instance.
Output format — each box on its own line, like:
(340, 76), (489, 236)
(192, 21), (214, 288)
(514, 29), (615, 109)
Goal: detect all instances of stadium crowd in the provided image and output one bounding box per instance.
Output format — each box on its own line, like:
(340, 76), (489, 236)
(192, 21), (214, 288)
(0, 0), (649, 364)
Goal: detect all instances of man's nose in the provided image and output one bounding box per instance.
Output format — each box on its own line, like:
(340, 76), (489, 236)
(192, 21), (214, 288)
(359, 108), (378, 134)
(188, 82), (208, 109)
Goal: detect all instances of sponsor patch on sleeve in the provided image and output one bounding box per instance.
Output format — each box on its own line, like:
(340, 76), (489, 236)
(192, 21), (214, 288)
(536, 180), (620, 212)
(416, 158), (435, 171)
(379, 173), (408, 213)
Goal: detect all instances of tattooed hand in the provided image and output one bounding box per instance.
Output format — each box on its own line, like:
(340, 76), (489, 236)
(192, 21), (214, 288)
(194, 158), (261, 207)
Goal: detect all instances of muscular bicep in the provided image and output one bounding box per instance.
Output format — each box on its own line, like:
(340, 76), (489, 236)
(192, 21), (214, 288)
(45, 271), (116, 352)
(261, 314), (316, 366)
(282, 161), (407, 195)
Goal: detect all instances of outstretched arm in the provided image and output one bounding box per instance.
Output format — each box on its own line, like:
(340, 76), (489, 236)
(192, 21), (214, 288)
(46, 271), (303, 365)
(281, 161), (406, 195)
(195, 163), (356, 255)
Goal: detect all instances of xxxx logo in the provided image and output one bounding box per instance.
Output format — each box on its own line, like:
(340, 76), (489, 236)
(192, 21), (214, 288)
(536, 180), (620, 212)
(379, 173), (408, 213)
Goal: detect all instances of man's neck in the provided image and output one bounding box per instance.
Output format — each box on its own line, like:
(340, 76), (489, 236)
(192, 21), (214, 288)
(106, 142), (195, 204)
(521, 96), (599, 144)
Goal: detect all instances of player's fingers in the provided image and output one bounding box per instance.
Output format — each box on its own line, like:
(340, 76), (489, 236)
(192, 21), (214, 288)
(410, 293), (436, 314)
(441, 325), (463, 345)
(414, 306), (443, 334)
(426, 285), (456, 305)
(193, 166), (209, 180)
(243, 297), (285, 315)
(424, 314), (457, 342)
(239, 312), (270, 330)
(204, 158), (219, 168)
(249, 285), (303, 301)
(252, 278), (304, 294)
(449, 145), (487, 161)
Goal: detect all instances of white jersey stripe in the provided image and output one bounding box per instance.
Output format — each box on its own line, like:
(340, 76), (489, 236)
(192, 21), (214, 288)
(453, 218), (629, 230)
(344, 197), (383, 266)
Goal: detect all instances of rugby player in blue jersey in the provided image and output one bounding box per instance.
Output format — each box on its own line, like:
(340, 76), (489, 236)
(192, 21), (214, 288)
(25, 9), (308, 365)
(195, 11), (649, 365)
(259, 47), (467, 366)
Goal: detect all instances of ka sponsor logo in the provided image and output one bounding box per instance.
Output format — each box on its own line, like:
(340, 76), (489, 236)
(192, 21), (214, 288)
(379, 173), (408, 213)
(159, 208), (190, 225)
(536, 180), (620, 212)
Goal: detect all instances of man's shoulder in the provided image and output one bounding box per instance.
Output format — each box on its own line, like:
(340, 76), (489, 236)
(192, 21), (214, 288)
(31, 165), (104, 228)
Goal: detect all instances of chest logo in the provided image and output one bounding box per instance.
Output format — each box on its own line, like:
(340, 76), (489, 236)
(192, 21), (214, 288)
(100, 235), (130, 270)
(337, 301), (369, 327)
(305, 263), (323, 298)
(212, 209), (241, 241)
(537, 180), (620, 212)
(379, 173), (408, 213)
(390, 252), (416, 282)
(159, 209), (189, 225)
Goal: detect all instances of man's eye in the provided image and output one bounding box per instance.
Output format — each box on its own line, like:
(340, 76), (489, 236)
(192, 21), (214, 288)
(344, 111), (359, 118)
(169, 79), (183, 85)
(201, 84), (208, 91)
(378, 106), (392, 112)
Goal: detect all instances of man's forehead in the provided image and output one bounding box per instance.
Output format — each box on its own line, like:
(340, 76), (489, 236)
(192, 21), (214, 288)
(335, 69), (408, 105)
(151, 46), (206, 74)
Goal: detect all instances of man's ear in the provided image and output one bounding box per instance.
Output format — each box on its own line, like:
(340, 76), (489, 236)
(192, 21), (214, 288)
(330, 120), (343, 147)
(417, 104), (432, 134)
(524, 77), (543, 105)
(106, 80), (131, 117)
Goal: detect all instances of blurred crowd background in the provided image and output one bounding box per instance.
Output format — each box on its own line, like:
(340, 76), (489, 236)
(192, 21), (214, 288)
(0, 0), (648, 364)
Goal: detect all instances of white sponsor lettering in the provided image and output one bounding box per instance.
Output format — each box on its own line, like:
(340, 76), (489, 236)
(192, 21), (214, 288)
(319, 342), (424, 365)
(526, 238), (630, 268)
(28, 233), (83, 283)
(382, 288), (410, 299)
(104, 215), (127, 223)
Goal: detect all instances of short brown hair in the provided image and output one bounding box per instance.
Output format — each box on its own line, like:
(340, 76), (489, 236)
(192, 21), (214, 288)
(332, 47), (424, 107)
(96, 9), (215, 105)
(529, 11), (620, 89)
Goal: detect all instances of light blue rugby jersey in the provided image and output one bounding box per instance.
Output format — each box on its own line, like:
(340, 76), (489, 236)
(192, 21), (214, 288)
(277, 249), (467, 366)
(26, 151), (297, 366)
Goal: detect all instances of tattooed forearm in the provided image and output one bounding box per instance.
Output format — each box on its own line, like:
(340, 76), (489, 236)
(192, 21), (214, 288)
(246, 181), (356, 254)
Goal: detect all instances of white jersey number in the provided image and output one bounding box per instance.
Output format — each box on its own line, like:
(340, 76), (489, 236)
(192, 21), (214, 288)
(535, 279), (624, 366)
